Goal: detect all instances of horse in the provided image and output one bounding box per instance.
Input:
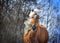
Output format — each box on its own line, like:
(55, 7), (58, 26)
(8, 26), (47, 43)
(23, 15), (49, 43)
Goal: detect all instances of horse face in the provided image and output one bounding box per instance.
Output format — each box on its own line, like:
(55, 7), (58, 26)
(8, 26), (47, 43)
(30, 18), (35, 26)
(30, 15), (40, 26)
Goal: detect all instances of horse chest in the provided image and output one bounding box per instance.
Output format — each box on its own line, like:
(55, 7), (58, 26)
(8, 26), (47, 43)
(36, 27), (46, 42)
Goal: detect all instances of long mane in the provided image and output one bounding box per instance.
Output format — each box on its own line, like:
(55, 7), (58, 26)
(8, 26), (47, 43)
(24, 19), (32, 34)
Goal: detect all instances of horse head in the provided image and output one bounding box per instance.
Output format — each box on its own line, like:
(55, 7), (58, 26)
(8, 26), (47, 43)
(24, 9), (49, 43)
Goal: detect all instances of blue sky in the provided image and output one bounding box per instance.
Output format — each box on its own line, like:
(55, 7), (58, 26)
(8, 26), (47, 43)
(37, 0), (60, 7)
(38, 0), (60, 15)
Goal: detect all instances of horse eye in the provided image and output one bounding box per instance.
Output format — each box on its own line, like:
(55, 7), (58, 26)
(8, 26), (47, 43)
(32, 17), (34, 18)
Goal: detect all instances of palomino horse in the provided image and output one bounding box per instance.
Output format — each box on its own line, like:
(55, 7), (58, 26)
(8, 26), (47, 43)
(24, 15), (49, 43)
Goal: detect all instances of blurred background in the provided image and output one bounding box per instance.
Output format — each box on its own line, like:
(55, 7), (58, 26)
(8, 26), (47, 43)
(0, 0), (60, 43)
